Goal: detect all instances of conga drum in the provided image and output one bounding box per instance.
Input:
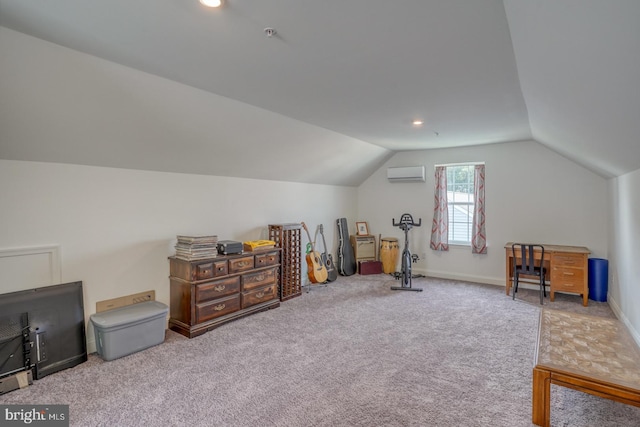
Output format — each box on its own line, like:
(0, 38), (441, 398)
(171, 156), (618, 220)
(380, 237), (399, 274)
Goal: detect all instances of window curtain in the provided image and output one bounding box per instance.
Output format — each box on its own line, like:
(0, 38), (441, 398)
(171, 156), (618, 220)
(430, 166), (449, 251)
(471, 164), (487, 254)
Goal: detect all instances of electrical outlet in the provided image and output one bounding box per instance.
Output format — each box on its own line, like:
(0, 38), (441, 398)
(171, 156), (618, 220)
(132, 294), (153, 304)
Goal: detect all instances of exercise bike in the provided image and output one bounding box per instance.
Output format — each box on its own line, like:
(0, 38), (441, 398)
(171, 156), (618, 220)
(391, 213), (423, 292)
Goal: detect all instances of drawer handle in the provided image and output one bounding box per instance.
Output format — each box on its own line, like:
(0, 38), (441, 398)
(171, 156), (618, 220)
(253, 274), (266, 282)
(217, 266), (225, 271)
(214, 285), (226, 292)
(238, 261), (250, 267)
(255, 292), (265, 299)
(563, 272), (575, 276)
(258, 259), (265, 264)
(213, 303), (226, 311)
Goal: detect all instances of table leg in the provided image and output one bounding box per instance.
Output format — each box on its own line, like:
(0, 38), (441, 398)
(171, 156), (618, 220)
(532, 367), (551, 427)
(505, 250), (512, 296)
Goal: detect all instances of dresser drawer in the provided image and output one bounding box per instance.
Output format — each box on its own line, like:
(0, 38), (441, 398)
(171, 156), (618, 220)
(241, 284), (277, 309)
(195, 276), (240, 303)
(193, 261), (214, 280)
(196, 294), (240, 323)
(169, 257), (218, 282)
(212, 259), (228, 277)
(242, 267), (277, 291)
(255, 251), (279, 268)
(229, 256), (255, 273)
(552, 253), (586, 267)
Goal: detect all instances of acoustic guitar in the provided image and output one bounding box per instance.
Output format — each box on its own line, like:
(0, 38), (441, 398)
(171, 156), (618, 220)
(301, 222), (329, 284)
(318, 224), (338, 282)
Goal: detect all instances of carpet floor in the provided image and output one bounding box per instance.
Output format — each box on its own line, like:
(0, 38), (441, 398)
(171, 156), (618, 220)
(1, 275), (639, 426)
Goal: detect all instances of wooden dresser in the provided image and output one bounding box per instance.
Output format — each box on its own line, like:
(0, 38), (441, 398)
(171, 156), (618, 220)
(168, 249), (281, 338)
(505, 243), (590, 306)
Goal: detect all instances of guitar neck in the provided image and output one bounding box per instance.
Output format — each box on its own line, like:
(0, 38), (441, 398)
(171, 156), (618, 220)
(301, 222), (317, 253)
(319, 225), (328, 253)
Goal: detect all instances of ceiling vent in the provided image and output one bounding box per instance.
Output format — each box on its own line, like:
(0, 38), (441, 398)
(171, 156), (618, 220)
(387, 166), (426, 182)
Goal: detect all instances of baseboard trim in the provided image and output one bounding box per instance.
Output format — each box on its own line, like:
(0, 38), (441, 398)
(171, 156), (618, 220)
(414, 268), (504, 287)
(608, 296), (640, 347)
(416, 269), (554, 293)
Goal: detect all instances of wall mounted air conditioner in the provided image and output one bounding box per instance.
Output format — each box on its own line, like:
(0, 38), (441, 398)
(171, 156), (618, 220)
(387, 166), (426, 182)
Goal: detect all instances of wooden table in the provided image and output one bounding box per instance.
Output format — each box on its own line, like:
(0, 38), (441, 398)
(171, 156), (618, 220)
(505, 243), (590, 306)
(532, 309), (640, 426)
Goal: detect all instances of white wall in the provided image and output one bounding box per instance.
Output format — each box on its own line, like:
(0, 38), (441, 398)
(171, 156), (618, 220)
(608, 170), (640, 343)
(358, 140), (608, 286)
(0, 159), (357, 351)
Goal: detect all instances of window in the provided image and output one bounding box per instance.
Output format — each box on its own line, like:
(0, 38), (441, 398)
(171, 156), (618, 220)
(446, 164), (475, 245)
(430, 162), (486, 253)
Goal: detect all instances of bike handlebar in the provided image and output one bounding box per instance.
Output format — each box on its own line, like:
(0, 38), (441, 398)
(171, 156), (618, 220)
(392, 213), (422, 227)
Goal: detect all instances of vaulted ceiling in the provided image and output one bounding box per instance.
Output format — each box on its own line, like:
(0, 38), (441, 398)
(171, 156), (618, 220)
(1, 0), (639, 185)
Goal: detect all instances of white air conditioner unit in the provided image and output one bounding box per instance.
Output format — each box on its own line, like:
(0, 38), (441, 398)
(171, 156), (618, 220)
(387, 166), (426, 182)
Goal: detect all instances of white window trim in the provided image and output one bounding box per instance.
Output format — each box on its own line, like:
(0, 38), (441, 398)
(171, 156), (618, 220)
(443, 163), (480, 246)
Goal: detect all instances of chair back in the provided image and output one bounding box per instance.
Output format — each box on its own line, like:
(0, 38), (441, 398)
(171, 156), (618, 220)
(512, 243), (544, 275)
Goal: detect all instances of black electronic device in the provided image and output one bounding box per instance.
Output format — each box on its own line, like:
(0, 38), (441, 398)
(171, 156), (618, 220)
(0, 281), (87, 380)
(217, 240), (243, 255)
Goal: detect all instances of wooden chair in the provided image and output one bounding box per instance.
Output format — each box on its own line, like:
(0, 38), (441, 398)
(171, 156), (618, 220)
(511, 243), (547, 305)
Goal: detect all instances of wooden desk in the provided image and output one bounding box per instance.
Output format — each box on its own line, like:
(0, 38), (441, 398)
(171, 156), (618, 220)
(505, 243), (590, 306)
(533, 309), (640, 426)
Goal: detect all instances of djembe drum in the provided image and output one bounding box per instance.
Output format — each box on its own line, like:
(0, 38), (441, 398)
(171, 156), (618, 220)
(380, 237), (399, 274)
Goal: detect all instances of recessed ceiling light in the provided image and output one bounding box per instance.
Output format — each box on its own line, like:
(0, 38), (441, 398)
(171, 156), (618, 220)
(199, 0), (222, 7)
(412, 120), (424, 126)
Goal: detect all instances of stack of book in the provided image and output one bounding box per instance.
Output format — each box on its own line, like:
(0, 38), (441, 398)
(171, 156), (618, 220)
(174, 235), (218, 261)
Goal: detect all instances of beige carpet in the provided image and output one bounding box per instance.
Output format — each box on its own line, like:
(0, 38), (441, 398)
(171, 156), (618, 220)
(1, 274), (638, 426)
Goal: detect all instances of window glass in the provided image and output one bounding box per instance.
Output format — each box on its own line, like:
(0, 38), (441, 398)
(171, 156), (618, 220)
(446, 165), (475, 244)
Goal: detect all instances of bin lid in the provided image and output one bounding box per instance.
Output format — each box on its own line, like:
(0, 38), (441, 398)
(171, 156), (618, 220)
(90, 301), (168, 328)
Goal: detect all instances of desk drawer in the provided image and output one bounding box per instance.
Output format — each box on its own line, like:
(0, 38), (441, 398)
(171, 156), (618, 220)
(552, 253), (586, 267)
(551, 268), (585, 292)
